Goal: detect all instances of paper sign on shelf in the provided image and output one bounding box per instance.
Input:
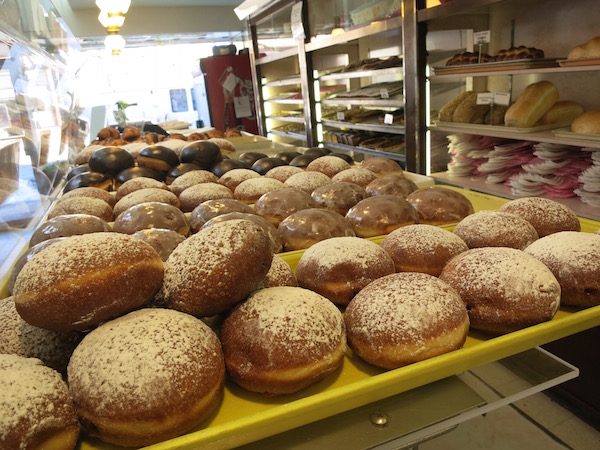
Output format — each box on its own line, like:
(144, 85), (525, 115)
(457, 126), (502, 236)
(337, 111), (345, 121)
(476, 92), (494, 105)
(384, 114), (394, 125)
(291, 2), (305, 40)
(493, 92), (511, 106)
(474, 30), (491, 44)
(380, 88), (390, 99)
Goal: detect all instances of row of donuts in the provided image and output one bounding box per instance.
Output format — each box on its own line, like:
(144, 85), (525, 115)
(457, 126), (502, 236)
(3, 189), (600, 448)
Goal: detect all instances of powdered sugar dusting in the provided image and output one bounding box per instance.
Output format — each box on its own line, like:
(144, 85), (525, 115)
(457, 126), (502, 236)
(284, 171), (332, 194)
(264, 165), (304, 182)
(234, 178), (285, 201)
(383, 224), (468, 255)
(67, 308), (222, 413)
(299, 236), (391, 271)
(499, 197), (580, 236)
(453, 210), (538, 249)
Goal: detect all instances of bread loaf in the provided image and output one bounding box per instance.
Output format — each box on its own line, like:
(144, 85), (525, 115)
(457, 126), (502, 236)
(536, 100), (584, 126)
(452, 91), (490, 124)
(567, 36), (600, 60)
(438, 91), (473, 122)
(571, 110), (600, 134)
(504, 81), (559, 128)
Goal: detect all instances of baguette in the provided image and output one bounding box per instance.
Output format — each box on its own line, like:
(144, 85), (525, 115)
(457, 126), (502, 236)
(536, 100), (584, 126)
(504, 81), (559, 128)
(571, 110), (600, 135)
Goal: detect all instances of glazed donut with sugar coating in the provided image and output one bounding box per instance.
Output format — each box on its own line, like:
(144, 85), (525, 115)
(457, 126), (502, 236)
(13, 232), (164, 332)
(278, 208), (355, 251)
(311, 181), (368, 216)
(305, 155), (351, 178)
(168, 169), (219, 196)
(163, 219), (273, 316)
(365, 174), (418, 198)
(202, 212), (282, 253)
(218, 168), (260, 192)
(131, 228), (186, 261)
(331, 167), (378, 188)
(115, 176), (168, 201)
(359, 157), (404, 177)
(344, 272), (469, 369)
(113, 187), (180, 219)
(381, 224), (469, 276)
(524, 231), (600, 307)
(498, 197), (581, 237)
(189, 198), (254, 233)
(67, 308), (225, 447)
(29, 213), (111, 247)
(296, 236), (395, 305)
(234, 177), (285, 204)
(59, 186), (116, 207)
(452, 210), (539, 249)
(254, 187), (317, 227)
(48, 196), (113, 222)
(264, 165), (304, 182)
(0, 354), (80, 450)
(407, 187), (474, 225)
(178, 182), (233, 212)
(221, 286), (346, 395)
(113, 201), (190, 236)
(345, 195), (419, 238)
(257, 254), (298, 289)
(283, 171), (332, 194)
(439, 247), (560, 334)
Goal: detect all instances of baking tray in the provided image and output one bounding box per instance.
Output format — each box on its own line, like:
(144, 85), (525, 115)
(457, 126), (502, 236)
(557, 58), (600, 68)
(433, 121), (569, 134)
(553, 127), (600, 143)
(432, 58), (560, 75)
(6, 188), (600, 450)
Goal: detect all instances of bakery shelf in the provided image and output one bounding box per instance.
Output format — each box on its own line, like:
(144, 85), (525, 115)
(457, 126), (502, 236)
(429, 62), (600, 79)
(321, 96), (405, 108)
(320, 142), (406, 164)
(264, 97), (304, 105)
(267, 115), (306, 124)
(320, 66), (404, 82)
(417, 0), (506, 22)
(322, 119), (405, 135)
(429, 123), (600, 151)
(305, 14), (403, 53)
(263, 76), (302, 87)
(431, 172), (600, 223)
(269, 129), (308, 141)
(255, 47), (299, 66)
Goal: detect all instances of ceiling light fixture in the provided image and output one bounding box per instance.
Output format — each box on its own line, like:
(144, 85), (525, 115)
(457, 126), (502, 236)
(96, 0), (131, 55)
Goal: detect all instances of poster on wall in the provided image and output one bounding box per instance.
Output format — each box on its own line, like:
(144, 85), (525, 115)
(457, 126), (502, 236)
(169, 89), (189, 112)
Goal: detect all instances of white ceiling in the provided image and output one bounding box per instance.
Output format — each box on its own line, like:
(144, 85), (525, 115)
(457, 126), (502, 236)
(67, 0), (243, 8)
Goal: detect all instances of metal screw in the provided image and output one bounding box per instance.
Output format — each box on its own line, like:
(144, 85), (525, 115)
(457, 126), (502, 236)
(370, 411), (389, 427)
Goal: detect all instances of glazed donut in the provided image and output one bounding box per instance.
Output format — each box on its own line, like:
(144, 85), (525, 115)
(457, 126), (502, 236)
(254, 187), (317, 227)
(264, 165), (304, 182)
(13, 232), (164, 332)
(211, 159), (250, 177)
(221, 286), (346, 395)
(524, 231), (600, 307)
(406, 187), (475, 225)
(163, 219), (273, 316)
(59, 186), (116, 207)
(251, 157), (286, 176)
(359, 157), (404, 177)
(166, 163), (205, 184)
(296, 236), (395, 305)
(305, 155), (351, 178)
(97, 126), (120, 140)
(453, 210), (539, 249)
(289, 154), (318, 168)
(218, 168), (261, 192)
(345, 195), (419, 238)
(238, 152), (267, 167)
(498, 197), (581, 237)
(178, 183), (234, 213)
(88, 146), (135, 177)
(304, 147), (332, 158)
(137, 145), (180, 173)
(63, 171), (113, 193)
(180, 141), (222, 169)
(0, 354), (80, 450)
(113, 201), (190, 236)
(67, 308), (225, 447)
(202, 212), (283, 253)
(48, 196), (113, 222)
(121, 126), (141, 142)
(283, 171), (332, 194)
(311, 181), (368, 216)
(257, 254), (298, 289)
(169, 169), (219, 196)
(273, 151), (301, 164)
(208, 137), (236, 155)
(73, 147), (101, 166)
(113, 187), (180, 219)
(131, 228), (186, 261)
(0, 297), (82, 374)
(189, 198), (254, 233)
(115, 166), (165, 185)
(30, 213), (111, 247)
(439, 247), (560, 334)
(278, 208), (355, 251)
(381, 224), (468, 276)
(234, 177), (285, 204)
(365, 174), (418, 198)
(116, 176), (168, 201)
(344, 272), (469, 369)
(331, 167), (378, 188)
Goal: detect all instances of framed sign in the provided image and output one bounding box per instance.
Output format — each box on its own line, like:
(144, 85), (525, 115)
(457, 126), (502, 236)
(169, 89), (189, 113)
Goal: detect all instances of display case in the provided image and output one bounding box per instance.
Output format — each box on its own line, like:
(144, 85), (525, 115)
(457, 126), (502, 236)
(416, 0), (600, 219)
(0, 0), (87, 284)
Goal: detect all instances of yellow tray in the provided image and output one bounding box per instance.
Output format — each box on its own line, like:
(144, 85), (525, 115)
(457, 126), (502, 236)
(7, 187), (600, 450)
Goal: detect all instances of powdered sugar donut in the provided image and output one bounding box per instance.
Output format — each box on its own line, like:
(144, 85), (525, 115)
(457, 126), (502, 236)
(0, 354), (79, 450)
(221, 286), (346, 395)
(305, 155), (351, 178)
(59, 186), (116, 207)
(178, 182), (233, 212)
(264, 165), (304, 182)
(331, 167), (378, 188)
(452, 210), (539, 249)
(283, 171), (332, 194)
(163, 219), (273, 316)
(115, 176), (168, 201)
(296, 237), (395, 305)
(499, 197), (581, 237)
(257, 254), (298, 289)
(219, 168), (261, 192)
(48, 196), (113, 222)
(524, 231), (600, 307)
(113, 187), (180, 219)
(439, 247), (560, 334)
(381, 224), (468, 276)
(67, 308), (225, 447)
(234, 177), (285, 204)
(189, 198), (254, 233)
(344, 272), (469, 369)
(169, 170), (219, 196)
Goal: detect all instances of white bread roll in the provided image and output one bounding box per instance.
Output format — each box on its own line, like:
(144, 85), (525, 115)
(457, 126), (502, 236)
(504, 81), (559, 128)
(536, 100), (584, 126)
(567, 36), (600, 60)
(571, 110), (600, 134)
